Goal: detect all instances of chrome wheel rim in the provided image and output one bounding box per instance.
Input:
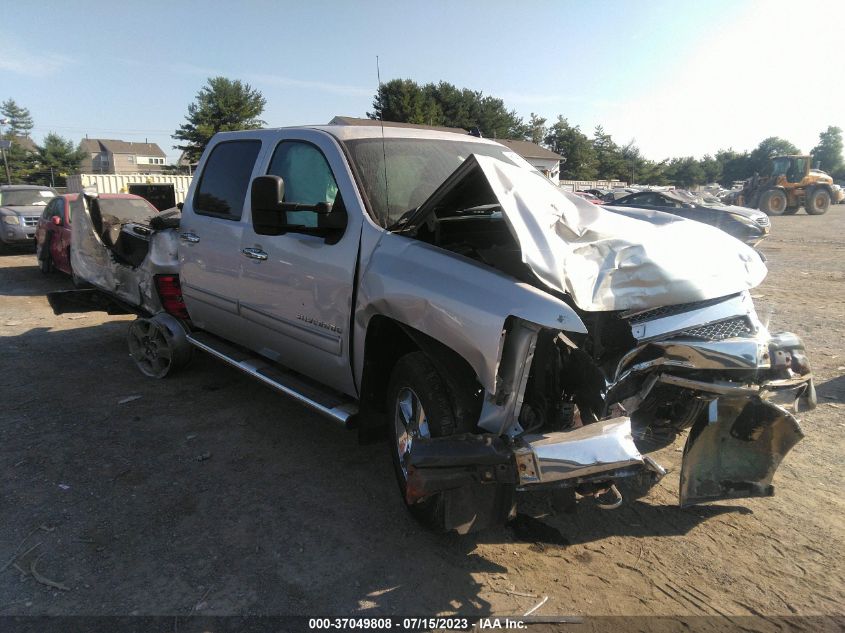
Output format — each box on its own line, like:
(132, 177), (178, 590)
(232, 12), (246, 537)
(127, 319), (173, 378)
(394, 387), (431, 480)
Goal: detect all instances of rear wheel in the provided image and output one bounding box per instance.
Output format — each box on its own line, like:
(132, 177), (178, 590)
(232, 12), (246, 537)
(805, 187), (830, 215)
(387, 352), (457, 528)
(37, 242), (53, 274)
(127, 314), (193, 378)
(759, 189), (788, 215)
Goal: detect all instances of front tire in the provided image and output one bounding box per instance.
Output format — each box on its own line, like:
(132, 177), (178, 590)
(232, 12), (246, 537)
(805, 187), (830, 215)
(759, 189), (788, 215)
(387, 352), (458, 528)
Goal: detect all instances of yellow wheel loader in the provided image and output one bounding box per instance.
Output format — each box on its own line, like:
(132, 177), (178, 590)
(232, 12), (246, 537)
(736, 155), (835, 216)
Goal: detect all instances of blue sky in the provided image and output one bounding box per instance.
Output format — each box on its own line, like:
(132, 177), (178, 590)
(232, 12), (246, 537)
(3, 0), (844, 164)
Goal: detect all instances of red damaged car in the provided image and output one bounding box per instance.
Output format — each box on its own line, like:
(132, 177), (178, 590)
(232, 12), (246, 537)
(35, 193), (158, 276)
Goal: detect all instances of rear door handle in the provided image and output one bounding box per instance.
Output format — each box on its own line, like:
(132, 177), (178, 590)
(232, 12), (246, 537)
(241, 247), (268, 261)
(179, 232), (200, 243)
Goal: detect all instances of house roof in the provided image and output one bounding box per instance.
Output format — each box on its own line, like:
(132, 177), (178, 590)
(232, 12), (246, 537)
(495, 139), (562, 161)
(80, 138), (165, 157)
(329, 115), (467, 136)
(9, 135), (38, 154)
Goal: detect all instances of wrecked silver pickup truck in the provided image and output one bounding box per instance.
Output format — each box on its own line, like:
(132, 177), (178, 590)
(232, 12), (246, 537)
(50, 125), (815, 534)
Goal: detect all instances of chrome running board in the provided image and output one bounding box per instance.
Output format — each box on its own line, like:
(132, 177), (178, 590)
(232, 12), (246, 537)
(187, 331), (358, 424)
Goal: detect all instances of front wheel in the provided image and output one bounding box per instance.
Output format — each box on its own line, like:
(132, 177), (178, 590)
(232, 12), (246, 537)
(387, 352), (458, 528)
(805, 187), (830, 215)
(759, 189), (788, 215)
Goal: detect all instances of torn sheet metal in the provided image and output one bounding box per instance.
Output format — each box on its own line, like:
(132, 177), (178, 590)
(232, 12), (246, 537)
(515, 417), (644, 486)
(70, 195), (179, 315)
(679, 397), (804, 505)
(472, 155), (768, 312)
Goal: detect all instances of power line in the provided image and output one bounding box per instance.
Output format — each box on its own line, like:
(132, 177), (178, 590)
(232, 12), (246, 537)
(30, 125), (174, 134)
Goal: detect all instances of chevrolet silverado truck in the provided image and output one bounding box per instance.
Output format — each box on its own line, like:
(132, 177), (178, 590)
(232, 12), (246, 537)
(49, 125), (816, 534)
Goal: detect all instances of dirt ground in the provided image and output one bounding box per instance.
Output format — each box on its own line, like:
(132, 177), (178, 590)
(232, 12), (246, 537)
(0, 207), (843, 623)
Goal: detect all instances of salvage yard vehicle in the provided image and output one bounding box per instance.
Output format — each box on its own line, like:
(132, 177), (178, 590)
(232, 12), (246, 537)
(49, 125), (816, 534)
(35, 193), (159, 278)
(734, 155), (836, 215)
(0, 184), (57, 251)
(609, 189), (770, 246)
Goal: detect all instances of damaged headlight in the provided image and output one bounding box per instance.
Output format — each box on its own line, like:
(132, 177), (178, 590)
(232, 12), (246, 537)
(2, 215), (20, 225)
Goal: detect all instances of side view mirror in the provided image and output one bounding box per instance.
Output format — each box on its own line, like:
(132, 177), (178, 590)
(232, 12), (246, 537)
(51, 215), (62, 226)
(251, 175), (336, 236)
(176, 202), (183, 211)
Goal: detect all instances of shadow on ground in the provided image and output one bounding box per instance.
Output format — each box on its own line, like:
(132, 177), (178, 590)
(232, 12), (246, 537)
(0, 321), (754, 616)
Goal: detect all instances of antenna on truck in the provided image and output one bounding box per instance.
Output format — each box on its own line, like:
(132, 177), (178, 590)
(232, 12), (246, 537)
(376, 55), (390, 227)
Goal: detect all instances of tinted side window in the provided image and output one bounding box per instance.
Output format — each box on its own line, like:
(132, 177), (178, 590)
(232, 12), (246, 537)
(266, 141), (339, 228)
(194, 140), (261, 220)
(42, 199), (57, 219)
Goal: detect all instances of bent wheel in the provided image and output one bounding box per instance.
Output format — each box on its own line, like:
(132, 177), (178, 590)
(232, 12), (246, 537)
(127, 314), (192, 378)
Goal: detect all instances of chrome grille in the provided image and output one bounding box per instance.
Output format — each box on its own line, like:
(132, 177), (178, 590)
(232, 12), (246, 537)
(754, 216), (770, 227)
(23, 216), (39, 227)
(624, 294), (739, 325)
(676, 317), (753, 341)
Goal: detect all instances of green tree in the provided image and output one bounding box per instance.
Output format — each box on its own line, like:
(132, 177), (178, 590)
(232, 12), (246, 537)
(368, 78), (441, 126)
(544, 116), (597, 180)
(368, 79), (525, 139)
(172, 77), (266, 163)
(525, 113), (547, 145)
(698, 154), (722, 183)
(1, 98), (34, 137)
(810, 126), (843, 174)
(30, 133), (86, 186)
(664, 157), (705, 188)
(592, 126), (628, 180)
(749, 136), (800, 175)
(714, 149), (751, 186)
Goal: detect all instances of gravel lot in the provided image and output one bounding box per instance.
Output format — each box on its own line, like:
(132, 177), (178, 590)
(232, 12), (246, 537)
(0, 207), (843, 623)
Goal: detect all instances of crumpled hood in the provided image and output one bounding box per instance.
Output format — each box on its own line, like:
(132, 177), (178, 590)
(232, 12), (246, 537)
(473, 155), (768, 312)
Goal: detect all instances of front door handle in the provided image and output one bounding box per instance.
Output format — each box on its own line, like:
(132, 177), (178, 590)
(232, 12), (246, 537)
(179, 232), (200, 243)
(241, 247), (268, 261)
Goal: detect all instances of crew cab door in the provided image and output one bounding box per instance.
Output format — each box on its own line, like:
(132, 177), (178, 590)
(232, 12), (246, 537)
(236, 130), (362, 396)
(178, 137), (265, 344)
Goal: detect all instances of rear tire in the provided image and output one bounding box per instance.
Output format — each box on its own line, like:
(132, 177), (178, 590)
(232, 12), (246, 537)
(805, 187), (830, 215)
(37, 244), (53, 274)
(386, 352), (457, 529)
(759, 189), (788, 216)
(127, 314), (193, 378)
